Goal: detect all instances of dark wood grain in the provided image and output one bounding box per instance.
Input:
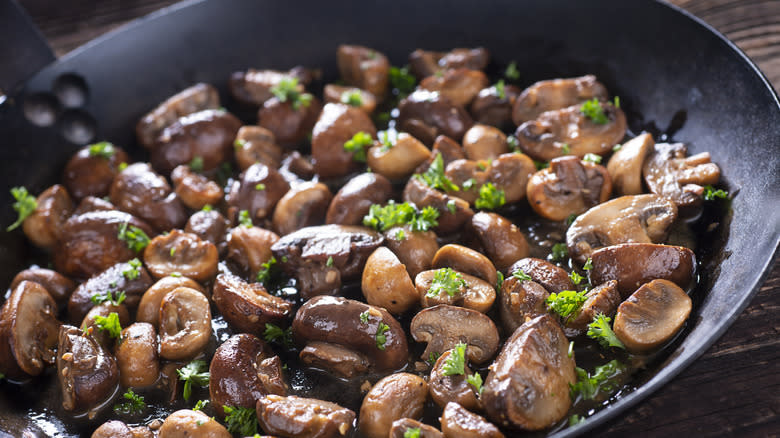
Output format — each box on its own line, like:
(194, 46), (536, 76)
(15, 0), (780, 436)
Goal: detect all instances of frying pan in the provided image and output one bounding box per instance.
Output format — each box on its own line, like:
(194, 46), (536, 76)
(0, 0), (778, 436)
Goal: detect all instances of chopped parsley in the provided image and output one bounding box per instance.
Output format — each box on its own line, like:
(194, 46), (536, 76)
(442, 342), (467, 376)
(565, 214), (578, 227)
(426, 351), (441, 367)
(505, 61), (520, 80)
(189, 155), (204, 172)
(395, 229), (405, 240)
(550, 242), (568, 262)
(88, 142), (115, 159)
(122, 258), (142, 280)
(6, 187), (37, 231)
(512, 270), (532, 282)
(201, 204), (213, 212)
(255, 183), (266, 191)
(193, 399), (209, 411)
(326, 256), (334, 267)
(414, 154), (459, 192)
(93, 312), (122, 338)
(256, 256), (279, 284)
(494, 79), (506, 100)
(426, 267), (466, 298)
(223, 405), (259, 436)
(561, 143), (571, 155)
(703, 185), (729, 201)
(404, 427), (422, 438)
(568, 341), (574, 358)
(534, 160), (550, 170)
(474, 182), (506, 210)
(612, 143), (623, 152)
(238, 210), (253, 227)
(583, 258), (593, 271)
(177, 360), (210, 401)
(359, 310), (370, 324)
(270, 77), (312, 110)
(389, 66), (416, 97)
(234, 138), (247, 150)
(264, 323), (293, 348)
(613, 96), (621, 108)
(569, 359), (625, 400)
(118, 162), (128, 171)
(466, 372), (484, 395)
(580, 98), (609, 124)
(113, 389), (146, 415)
(583, 153), (602, 164)
(343, 131), (373, 162)
(117, 221), (150, 252)
(569, 271), (585, 285)
(340, 90), (363, 107)
(375, 322), (390, 350)
(545, 290), (588, 320)
(462, 178), (477, 191)
(496, 271), (504, 291)
(587, 314), (625, 349)
(362, 201), (439, 232)
(446, 199), (457, 214)
(91, 289), (126, 306)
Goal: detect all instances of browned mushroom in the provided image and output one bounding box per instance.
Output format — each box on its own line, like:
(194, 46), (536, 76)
(158, 410), (231, 438)
(469, 83), (521, 130)
(11, 267), (76, 308)
(498, 274), (550, 335)
(462, 124), (509, 161)
(410, 305), (499, 364)
(482, 314), (575, 430)
(515, 102), (626, 162)
(115, 322), (160, 388)
(185, 208), (229, 250)
(81, 303), (130, 349)
(150, 109), (242, 174)
(607, 133), (654, 196)
(292, 296), (408, 371)
(444, 159), (488, 205)
(136, 83), (220, 149)
(73, 195), (115, 215)
(22, 184), (73, 249)
(468, 212), (530, 271)
(272, 182), (333, 235)
(614, 279), (693, 353)
(362, 247), (419, 314)
(299, 341), (371, 378)
(212, 274), (293, 334)
(170, 165), (222, 210)
(414, 135), (466, 174)
(397, 90), (474, 145)
(271, 225), (383, 299)
(92, 421), (152, 438)
(358, 373), (429, 438)
(229, 67), (313, 106)
(210, 334), (287, 414)
(110, 163), (187, 232)
(234, 125), (284, 171)
(432, 244), (498, 286)
(589, 243), (696, 298)
(67, 259), (153, 322)
(429, 348), (480, 410)
(383, 225), (440, 279)
(324, 84), (377, 114)
(326, 172), (393, 226)
(57, 325), (119, 412)
(403, 177), (473, 235)
(643, 142), (721, 216)
(564, 280), (621, 338)
(337, 45), (390, 99)
(419, 68), (489, 107)
(258, 95), (322, 148)
(256, 395), (356, 438)
(389, 418), (444, 438)
(63, 144), (129, 201)
(143, 230), (218, 281)
(226, 161), (290, 223)
(445, 153), (536, 206)
(136, 276), (205, 327)
(416, 269), (496, 313)
(408, 47), (489, 79)
(565, 194), (678, 264)
(512, 75), (608, 125)
(0, 281), (60, 377)
(367, 132), (432, 181)
(311, 103), (377, 178)
(225, 226), (279, 279)
(441, 402), (505, 438)
(158, 287), (211, 360)
(526, 155), (612, 221)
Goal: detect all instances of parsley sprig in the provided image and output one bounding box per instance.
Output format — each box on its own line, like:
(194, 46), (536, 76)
(343, 131), (374, 162)
(7, 187), (37, 231)
(223, 405), (259, 436)
(404, 428), (422, 438)
(93, 312), (122, 338)
(545, 290), (588, 321)
(426, 268), (466, 298)
(587, 314), (625, 349)
(569, 360), (625, 400)
(113, 389), (146, 415)
(264, 323), (293, 348)
(256, 256), (279, 284)
(90, 289), (126, 306)
(177, 360), (210, 401)
(389, 66), (416, 97)
(270, 77), (312, 110)
(117, 221), (150, 252)
(362, 201), (439, 232)
(474, 182), (506, 210)
(703, 185), (729, 201)
(442, 342), (466, 376)
(340, 90), (363, 107)
(550, 243), (568, 262)
(375, 322), (390, 350)
(466, 373), (484, 395)
(414, 154), (459, 192)
(580, 99), (609, 124)
(122, 258), (142, 280)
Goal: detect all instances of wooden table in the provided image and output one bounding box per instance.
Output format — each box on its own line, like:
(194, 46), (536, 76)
(17, 0), (780, 436)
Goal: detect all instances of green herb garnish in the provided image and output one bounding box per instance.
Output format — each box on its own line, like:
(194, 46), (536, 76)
(426, 267), (466, 298)
(512, 270), (532, 281)
(362, 201), (439, 232)
(177, 360), (210, 401)
(569, 359), (625, 400)
(340, 90), (363, 107)
(264, 323), (293, 348)
(270, 77), (312, 110)
(256, 256), (278, 284)
(189, 155), (204, 172)
(703, 185), (729, 201)
(122, 258), (142, 280)
(587, 314), (625, 349)
(117, 221), (150, 252)
(494, 79), (506, 100)
(505, 61), (520, 80)
(238, 210), (252, 227)
(389, 66), (416, 97)
(580, 98), (609, 124)
(442, 342), (467, 376)
(545, 290), (588, 320)
(415, 154), (459, 192)
(6, 187), (37, 231)
(474, 182), (506, 210)
(88, 142), (115, 159)
(343, 131), (373, 162)
(223, 405), (259, 436)
(466, 372), (484, 395)
(550, 242), (568, 262)
(583, 153), (602, 164)
(93, 312), (122, 338)
(91, 289), (126, 306)
(113, 389), (146, 415)
(404, 427), (422, 438)
(375, 322), (390, 350)
(359, 310), (370, 324)
(193, 399), (209, 411)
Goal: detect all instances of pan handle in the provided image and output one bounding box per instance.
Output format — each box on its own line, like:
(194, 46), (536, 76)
(0, 0), (55, 94)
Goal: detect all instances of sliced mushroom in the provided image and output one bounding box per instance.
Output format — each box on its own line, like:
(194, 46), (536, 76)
(614, 279), (692, 353)
(256, 395), (355, 438)
(22, 184), (73, 249)
(482, 314), (575, 430)
(389, 418), (444, 438)
(410, 305), (499, 364)
(589, 243), (696, 299)
(324, 84), (377, 114)
(462, 124), (509, 161)
(429, 349), (480, 410)
(326, 172), (393, 226)
(293, 296), (408, 371)
(643, 142), (721, 216)
(416, 270), (496, 313)
(402, 177), (474, 235)
(565, 194), (678, 264)
(143, 230), (218, 281)
(225, 226), (279, 279)
(68, 259), (153, 323)
(0, 281), (60, 377)
(337, 45), (390, 99)
(54, 210), (153, 279)
(432, 244), (498, 286)
(469, 212), (530, 271)
(367, 132), (432, 181)
(258, 95), (322, 147)
(234, 125), (284, 171)
(150, 109), (242, 174)
(441, 402), (505, 438)
(136, 83), (220, 149)
(170, 165), (222, 210)
(498, 275), (550, 335)
(185, 209), (229, 250)
(311, 103), (377, 178)
(564, 280), (621, 338)
(81, 303), (130, 349)
(158, 287), (211, 360)
(299, 341), (371, 378)
(110, 163), (187, 232)
(469, 83), (521, 130)
(158, 410), (231, 438)
(11, 267), (76, 308)
(57, 325), (119, 412)
(271, 225), (383, 299)
(512, 75), (609, 125)
(226, 161), (290, 223)
(526, 155), (612, 221)
(383, 225), (439, 279)
(115, 322), (160, 388)
(358, 373), (428, 438)
(272, 181), (333, 235)
(414, 135), (466, 174)
(229, 67), (312, 106)
(408, 47), (489, 79)
(210, 334), (287, 414)
(607, 133), (654, 196)
(397, 89), (474, 145)
(136, 276), (205, 327)
(515, 102), (626, 162)
(420, 68), (489, 107)
(362, 247), (419, 314)
(212, 274), (293, 334)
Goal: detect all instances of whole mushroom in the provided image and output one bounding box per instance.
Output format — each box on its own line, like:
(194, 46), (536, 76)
(410, 304), (499, 364)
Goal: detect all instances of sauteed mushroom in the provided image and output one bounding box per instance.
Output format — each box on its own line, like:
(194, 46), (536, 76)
(469, 83), (521, 129)
(185, 208), (229, 249)
(389, 419), (443, 438)
(416, 270), (496, 313)
(225, 226), (279, 279)
(563, 280), (621, 338)
(110, 163), (187, 232)
(68, 259), (153, 322)
(136, 276), (205, 327)
(158, 410), (231, 438)
(212, 274), (293, 333)
(337, 45), (390, 99)
(170, 165), (222, 210)
(462, 124), (509, 161)
(272, 181), (333, 235)
(358, 373), (428, 438)
(115, 322), (160, 388)
(408, 47), (489, 78)
(57, 325), (119, 412)
(362, 247), (419, 314)
(136, 83), (220, 149)
(158, 287), (212, 360)
(512, 75), (608, 124)
(397, 89), (474, 145)
(229, 67), (313, 106)
(143, 230), (218, 281)
(383, 225), (440, 279)
(63, 144), (129, 201)
(324, 84), (377, 114)
(607, 133), (654, 196)
(11, 267), (76, 308)
(299, 341), (371, 378)
(432, 243), (497, 286)
(81, 303), (130, 349)
(429, 349), (480, 410)
(441, 402), (505, 438)
(256, 395), (356, 438)
(326, 172), (393, 225)
(468, 212), (529, 271)
(403, 177), (473, 234)
(234, 125), (284, 171)
(414, 135), (466, 174)
(419, 68), (489, 107)
(22, 184), (73, 249)
(226, 161), (290, 223)
(410, 305), (499, 364)
(367, 132), (432, 180)
(92, 421), (153, 438)
(258, 95), (322, 147)
(498, 274), (550, 335)
(311, 103), (377, 178)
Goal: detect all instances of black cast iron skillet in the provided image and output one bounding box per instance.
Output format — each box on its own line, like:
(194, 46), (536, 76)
(0, 0), (778, 436)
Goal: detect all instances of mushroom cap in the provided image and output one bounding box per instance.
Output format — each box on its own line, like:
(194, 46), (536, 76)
(564, 280), (621, 338)
(57, 325), (119, 412)
(362, 246), (419, 315)
(143, 230), (218, 281)
(68, 259), (154, 322)
(441, 402), (505, 438)
(498, 276), (550, 335)
(419, 68), (489, 108)
(272, 181), (333, 236)
(410, 304), (499, 364)
(311, 103), (377, 178)
(429, 349), (479, 410)
(469, 212), (530, 271)
(606, 133), (654, 196)
(257, 394), (356, 438)
(432, 243), (497, 286)
(23, 184), (74, 249)
(507, 258), (574, 295)
(367, 132), (432, 181)
(326, 172), (393, 226)
(358, 373), (429, 438)
(512, 75), (608, 125)
(397, 89), (474, 145)
(234, 125), (283, 170)
(158, 287), (211, 360)
(115, 322), (159, 388)
(212, 273), (293, 333)
(566, 194), (678, 264)
(158, 409), (231, 438)
(402, 177), (474, 235)
(462, 124), (509, 162)
(109, 162), (187, 231)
